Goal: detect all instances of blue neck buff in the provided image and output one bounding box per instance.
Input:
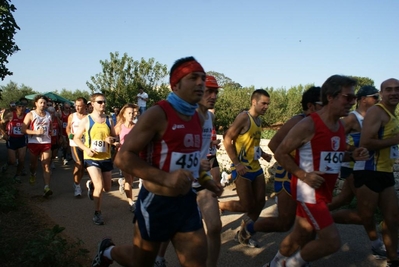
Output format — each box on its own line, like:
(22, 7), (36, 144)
(166, 92), (198, 116)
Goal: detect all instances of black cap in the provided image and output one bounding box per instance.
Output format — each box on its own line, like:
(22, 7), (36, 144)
(356, 85), (379, 98)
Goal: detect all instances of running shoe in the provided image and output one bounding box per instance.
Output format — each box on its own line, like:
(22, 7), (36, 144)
(372, 243), (387, 259)
(92, 237), (114, 267)
(43, 187), (53, 198)
(234, 230), (259, 248)
(74, 183), (82, 197)
(237, 219), (252, 245)
(93, 212), (104, 225)
(29, 173), (36, 185)
(63, 159), (68, 165)
(86, 180), (94, 200)
(118, 178), (125, 195)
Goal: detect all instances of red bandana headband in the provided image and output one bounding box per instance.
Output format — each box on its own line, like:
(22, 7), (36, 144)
(170, 60), (205, 88)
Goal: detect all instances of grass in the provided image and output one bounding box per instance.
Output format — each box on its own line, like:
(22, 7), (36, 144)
(0, 169), (91, 267)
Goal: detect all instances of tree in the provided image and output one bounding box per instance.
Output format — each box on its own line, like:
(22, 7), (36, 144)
(349, 76), (375, 92)
(0, 81), (36, 108)
(0, 0), (20, 81)
(86, 52), (169, 111)
(55, 88), (91, 103)
(207, 71), (242, 88)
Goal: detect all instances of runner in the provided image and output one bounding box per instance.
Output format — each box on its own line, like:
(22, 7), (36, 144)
(264, 75), (368, 267)
(91, 56), (222, 267)
(22, 95), (53, 197)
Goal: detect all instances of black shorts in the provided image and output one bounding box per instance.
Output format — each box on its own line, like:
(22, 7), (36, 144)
(84, 159), (113, 172)
(340, 166), (353, 179)
(6, 136), (26, 150)
(353, 170), (395, 193)
(209, 155), (219, 168)
(134, 186), (202, 242)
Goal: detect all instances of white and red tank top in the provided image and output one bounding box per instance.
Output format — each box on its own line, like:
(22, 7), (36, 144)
(140, 100), (202, 180)
(291, 112), (346, 204)
(7, 112), (25, 137)
(28, 110), (52, 144)
(69, 113), (85, 147)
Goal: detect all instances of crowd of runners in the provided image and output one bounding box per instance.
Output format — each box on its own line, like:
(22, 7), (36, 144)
(1, 56), (399, 267)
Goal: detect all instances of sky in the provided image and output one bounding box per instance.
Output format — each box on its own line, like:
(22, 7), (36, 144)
(2, 0), (399, 93)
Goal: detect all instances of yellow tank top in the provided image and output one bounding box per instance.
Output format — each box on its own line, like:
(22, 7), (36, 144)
(234, 112), (262, 172)
(370, 103), (399, 172)
(84, 115), (112, 160)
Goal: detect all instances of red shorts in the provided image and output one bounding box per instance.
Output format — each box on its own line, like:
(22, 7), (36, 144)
(27, 143), (52, 156)
(296, 201), (333, 231)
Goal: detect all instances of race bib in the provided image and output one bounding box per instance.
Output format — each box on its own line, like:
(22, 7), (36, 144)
(52, 128), (57, 136)
(36, 126), (48, 133)
(91, 140), (107, 153)
(254, 146), (261, 160)
(319, 151), (344, 174)
(63, 122), (67, 128)
(12, 126), (22, 135)
(208, 146), (216, 156)
(170, 151), (200, 179)
(390, 145), (399, 159)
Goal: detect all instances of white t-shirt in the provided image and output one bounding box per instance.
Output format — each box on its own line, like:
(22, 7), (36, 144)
(137, 92), (148, 107)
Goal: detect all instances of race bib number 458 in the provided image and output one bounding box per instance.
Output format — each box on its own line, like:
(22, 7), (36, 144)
(319, 151), (344, 174)
(170, 151), (200, 179)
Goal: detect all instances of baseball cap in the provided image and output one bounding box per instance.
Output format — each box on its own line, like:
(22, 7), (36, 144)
(356, 85), (379, 98)
(205, 75), (221, 88)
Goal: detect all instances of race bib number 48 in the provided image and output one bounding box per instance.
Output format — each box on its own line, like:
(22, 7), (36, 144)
(170, 151), (200, 179)
(319, 151), (344, 174)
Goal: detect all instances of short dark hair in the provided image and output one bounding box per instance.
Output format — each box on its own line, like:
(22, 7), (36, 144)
(321, 75), (357, 105)
(251, 89), (270, 102)
(301, 86), (321, 111)
(75, 97), (87, 105)
(33, 94), (49, 103)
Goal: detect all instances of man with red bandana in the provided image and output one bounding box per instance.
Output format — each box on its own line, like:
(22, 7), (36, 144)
(91, 56), (223, 267)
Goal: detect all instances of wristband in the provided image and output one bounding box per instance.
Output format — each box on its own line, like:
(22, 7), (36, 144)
(198, 171), (212, 186)
(68, 133), (74, 140)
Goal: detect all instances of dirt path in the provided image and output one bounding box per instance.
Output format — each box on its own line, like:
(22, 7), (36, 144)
(2, 140), (387, 267)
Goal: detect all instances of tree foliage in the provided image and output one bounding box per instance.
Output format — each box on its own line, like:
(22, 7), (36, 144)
(86, 52), (169, 111)
(349, 76), (375, 92)
(0, 81), (35, 108)
(55, 88), (91, 103)
(0, 0), (20, 81)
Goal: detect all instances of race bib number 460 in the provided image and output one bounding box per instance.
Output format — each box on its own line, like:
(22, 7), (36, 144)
(170, 151), (200, 179)
(319, 151), (344, 174)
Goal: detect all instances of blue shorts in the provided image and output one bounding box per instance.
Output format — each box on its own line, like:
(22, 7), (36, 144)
(6, 136), (26, 150)
(231, 168), (264, 182)
(274, 165), (292, 196)
(134, 186), (203, 242)
(84, 159), (113, 172)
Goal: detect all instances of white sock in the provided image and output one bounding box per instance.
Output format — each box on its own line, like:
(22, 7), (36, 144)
(270, 251), (288, 267)
(44, 185), (49, 189)
(285, 251), (306, 267)
(103, 246), (114, 260)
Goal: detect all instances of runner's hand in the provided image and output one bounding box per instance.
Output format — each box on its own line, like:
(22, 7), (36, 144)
(235, 163), (247, 176)
(165, 169), (194, 195)
(303, 171), (325, 189)
(262, 152), (272, 162)
(352, 147), (369, 161)
(85, 148), (97, 157)
(204, 179), (224, 197)
(200, 159), (211, 172)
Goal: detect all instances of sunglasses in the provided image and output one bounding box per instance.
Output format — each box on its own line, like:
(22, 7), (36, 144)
(95, 100), (106, 105)
(341, 94), (357, 103)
